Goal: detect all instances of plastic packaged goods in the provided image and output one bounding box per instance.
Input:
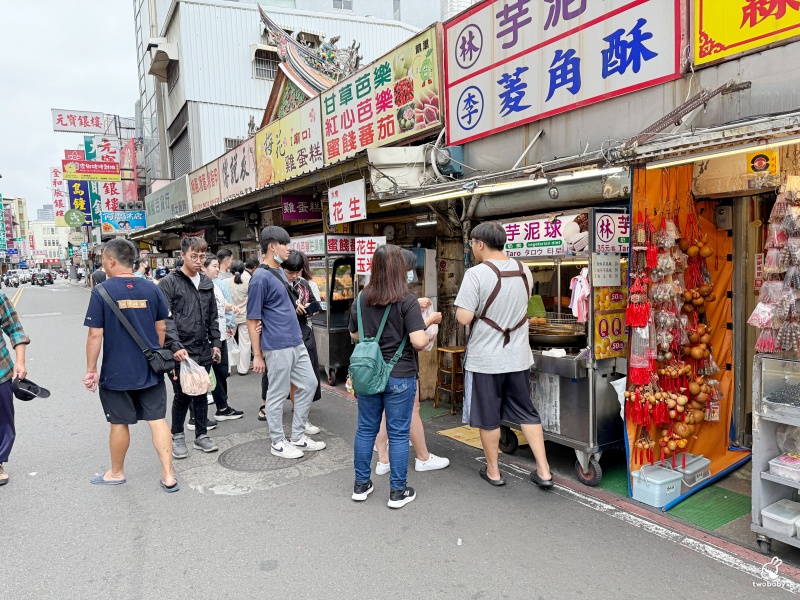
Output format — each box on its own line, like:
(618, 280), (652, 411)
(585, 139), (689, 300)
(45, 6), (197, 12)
(756, 327), (779, 353)
(766, 222), (789, 249)
(179, 357), (210, 396)
(769, 454), (800, 482)
(760, 280), (786, 304)
(748, 302), (776, 328)
(764, 248), (785, 275)
(786, 265), (800, 290)
(777, 424), (800, 454)
(776, 320), (800, 352)
(771, 194), (791, 222)
(761, 499), (800, 537)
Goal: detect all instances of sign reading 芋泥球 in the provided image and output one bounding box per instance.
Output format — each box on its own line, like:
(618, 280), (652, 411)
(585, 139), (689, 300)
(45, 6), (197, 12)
(594, 211), (630, 254)
(503, 214), (586, 258)
(444, 0), (681, 145)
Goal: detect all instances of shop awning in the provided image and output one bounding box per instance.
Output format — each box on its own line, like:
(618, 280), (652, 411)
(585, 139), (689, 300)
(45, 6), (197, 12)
(147, 38), (178, 83)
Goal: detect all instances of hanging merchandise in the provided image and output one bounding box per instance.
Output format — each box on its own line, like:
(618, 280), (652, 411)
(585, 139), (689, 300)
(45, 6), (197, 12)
(626, 274), (651, 327)
(568, 267), (590, 322)
(629, 326), (652, 386)
(767, 222), (789, 249)
(756, 327), (779, 353)
(771, 193), (791, 222)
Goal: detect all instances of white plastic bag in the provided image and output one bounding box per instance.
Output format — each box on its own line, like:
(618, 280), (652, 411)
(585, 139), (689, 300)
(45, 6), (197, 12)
(180, 356), (210, 396)
(420, 304), (439, 352)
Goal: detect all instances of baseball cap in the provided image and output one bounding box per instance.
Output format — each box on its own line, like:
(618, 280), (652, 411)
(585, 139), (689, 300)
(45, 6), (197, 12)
(12, 377), (51, 401)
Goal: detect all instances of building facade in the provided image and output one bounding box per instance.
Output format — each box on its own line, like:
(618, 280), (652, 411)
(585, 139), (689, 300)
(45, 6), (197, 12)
(37, 204), (54, 221)
(29, 220), (69, 261)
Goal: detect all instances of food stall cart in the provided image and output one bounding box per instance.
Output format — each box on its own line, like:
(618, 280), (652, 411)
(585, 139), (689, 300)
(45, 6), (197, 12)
(497, 208), (629, 486)
(290, 233), (357, 385)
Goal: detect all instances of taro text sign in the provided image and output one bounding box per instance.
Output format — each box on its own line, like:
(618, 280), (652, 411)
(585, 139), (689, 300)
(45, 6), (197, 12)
(503, 214), (584, 257)
(594, 211), (630, 253)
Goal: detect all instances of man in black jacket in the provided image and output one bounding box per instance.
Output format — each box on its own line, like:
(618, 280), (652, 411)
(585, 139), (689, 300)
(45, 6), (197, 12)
(159, 235), (222, 457)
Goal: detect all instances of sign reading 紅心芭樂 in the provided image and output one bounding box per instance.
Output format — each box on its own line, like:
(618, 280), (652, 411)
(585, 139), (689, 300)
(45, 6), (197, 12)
(444, 0), (681, 145)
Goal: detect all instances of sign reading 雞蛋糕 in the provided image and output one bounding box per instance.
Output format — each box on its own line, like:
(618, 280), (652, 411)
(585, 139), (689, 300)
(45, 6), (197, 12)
(444, 0), (681, 145)
(282, 195), (323, 221)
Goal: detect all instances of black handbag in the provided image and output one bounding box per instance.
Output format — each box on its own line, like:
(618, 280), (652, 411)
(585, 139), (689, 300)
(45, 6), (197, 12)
(96, 284), (175, 375)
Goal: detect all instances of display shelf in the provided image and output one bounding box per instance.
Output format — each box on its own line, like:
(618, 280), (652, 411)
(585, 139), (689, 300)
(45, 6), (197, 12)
(758, 406), (800, 429)
(761, 471), (800, 491)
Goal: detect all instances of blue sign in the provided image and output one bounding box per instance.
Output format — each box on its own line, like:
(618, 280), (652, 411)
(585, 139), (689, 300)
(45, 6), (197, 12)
(101, 211), (146, 233)
(67, 180), (92, 224)
(6, 249), (18, 255)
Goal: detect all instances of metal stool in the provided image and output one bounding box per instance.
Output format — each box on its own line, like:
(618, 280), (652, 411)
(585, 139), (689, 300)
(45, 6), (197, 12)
(434, 346), (465, 415)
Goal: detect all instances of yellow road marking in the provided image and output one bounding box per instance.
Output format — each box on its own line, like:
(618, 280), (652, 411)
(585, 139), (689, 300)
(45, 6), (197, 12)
(11, 287), (24, 307)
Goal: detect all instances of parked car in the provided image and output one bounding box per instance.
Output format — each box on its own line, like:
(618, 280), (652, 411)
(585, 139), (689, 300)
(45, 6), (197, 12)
(18, 270), (30, 283)
(31, 271), (46, 286)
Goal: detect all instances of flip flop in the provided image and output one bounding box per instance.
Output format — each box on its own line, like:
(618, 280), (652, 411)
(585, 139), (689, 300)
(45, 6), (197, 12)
(258, 406), (266, 421)
(90, 474), (126, 486)
(161, 480), (181, 493)
(479, 467), (505, 487)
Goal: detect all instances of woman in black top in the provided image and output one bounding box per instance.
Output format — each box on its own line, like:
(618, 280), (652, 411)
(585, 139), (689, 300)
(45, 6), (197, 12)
(348, 245), (430, 509)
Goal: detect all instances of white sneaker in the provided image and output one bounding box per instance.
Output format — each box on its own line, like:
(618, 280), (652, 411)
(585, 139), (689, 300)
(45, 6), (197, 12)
(271, 439), (303, 459)
(207, 394), (214, 405)
(415, 453), (450, 472)
(304, 420), (321, 435)
(375, 462), (391, 475)
(290, 434), (326, 452)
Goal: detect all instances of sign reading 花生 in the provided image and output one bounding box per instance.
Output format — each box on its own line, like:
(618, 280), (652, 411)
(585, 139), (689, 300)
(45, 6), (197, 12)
(321, 26), (442, 165)
(444, 0), (681, 145)
(694, 0), (800, 66)
(328, 179), (367, 226)
(356, 236), (387, 275)
(256, 98), (324, 188)
(51, 109), (105, 134)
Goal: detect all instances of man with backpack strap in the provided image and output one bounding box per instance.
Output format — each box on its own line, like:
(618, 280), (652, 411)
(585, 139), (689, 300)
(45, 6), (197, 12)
(455, 222), (553, 489)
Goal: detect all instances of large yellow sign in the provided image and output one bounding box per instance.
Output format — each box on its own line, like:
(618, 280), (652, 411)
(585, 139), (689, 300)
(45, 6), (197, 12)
(695, 0), (800, 65)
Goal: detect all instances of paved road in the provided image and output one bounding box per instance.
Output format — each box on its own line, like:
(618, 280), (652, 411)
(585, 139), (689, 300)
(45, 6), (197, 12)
(0, 280), (792, 599)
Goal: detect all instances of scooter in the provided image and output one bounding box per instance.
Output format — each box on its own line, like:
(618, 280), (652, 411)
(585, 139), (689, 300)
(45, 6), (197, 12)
(10, 275), (19, 288)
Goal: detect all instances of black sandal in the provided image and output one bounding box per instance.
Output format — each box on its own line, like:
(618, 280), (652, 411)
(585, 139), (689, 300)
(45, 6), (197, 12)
(258, 405), (266, 421)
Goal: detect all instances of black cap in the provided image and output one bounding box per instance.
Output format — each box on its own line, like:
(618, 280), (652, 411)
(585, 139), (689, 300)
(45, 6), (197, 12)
(12, 377), (51, 401)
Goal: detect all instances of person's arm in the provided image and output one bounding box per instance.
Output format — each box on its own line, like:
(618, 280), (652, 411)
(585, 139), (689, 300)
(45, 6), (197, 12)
(155, 320), (166, 348)
(158, 278), (187, 360)
(455, 269), (480, 326)
(402, 296), (430, 351)
(208, 289), (222, 360)
(246, 274), (265, 372)
(248, 319), (264, 372)
(0, 294), (30, 379)
(84, 327), (103, 392)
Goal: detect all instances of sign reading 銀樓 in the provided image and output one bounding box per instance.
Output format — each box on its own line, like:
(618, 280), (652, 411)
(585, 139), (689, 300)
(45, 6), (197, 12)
(256, 98), (324, 188)
(355, 237), (387, 275)
(50, 166), (67, 227)
(321, 26), (442, 165)
(694, 0), (800, 66)
(503, 214), (586, 258)
(445, 0), (680, 145)
(594, 211), (630, 254)
(290, 234), (357, 257)
(62, 159), (120, 181)
(51, 109), (105, 134)
(328, 179), (367, 226)
(219, 137), (256, 202)
(188, 163), (221, 212)
(144, 175), (191, 228)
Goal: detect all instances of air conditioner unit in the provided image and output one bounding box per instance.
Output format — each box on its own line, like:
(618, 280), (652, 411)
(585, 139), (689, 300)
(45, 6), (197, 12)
(133, 201), (144, 210)
(118, 201), (131, 211)
(427, 145), (464, 178)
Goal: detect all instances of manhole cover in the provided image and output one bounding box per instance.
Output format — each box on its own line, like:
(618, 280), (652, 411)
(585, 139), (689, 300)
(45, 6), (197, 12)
(218, 440), (316, 472)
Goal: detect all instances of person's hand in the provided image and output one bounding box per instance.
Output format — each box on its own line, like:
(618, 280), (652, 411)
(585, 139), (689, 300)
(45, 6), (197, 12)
(13, 361), (27, 381)
(296, 304), (307, 316)
(428, 311), (443, 325)
(212, 347), (222, 362)
(227, 328), (235, 339)
(173, 349), (189, 362)
(253, 356), (266, 374)
(418, 297), (432, 310)
(230, 305), (241, 315)
(83, 370), (99, 393)
(255, 322), (263, 335)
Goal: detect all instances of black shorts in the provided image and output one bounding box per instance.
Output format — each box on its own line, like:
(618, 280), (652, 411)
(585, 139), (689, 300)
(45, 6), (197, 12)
(99, 380), (167, 424)
(467, 370), (541, 430)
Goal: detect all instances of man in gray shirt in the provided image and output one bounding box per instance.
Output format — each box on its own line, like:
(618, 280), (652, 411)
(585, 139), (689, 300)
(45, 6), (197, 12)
(455, 222), (553, 489)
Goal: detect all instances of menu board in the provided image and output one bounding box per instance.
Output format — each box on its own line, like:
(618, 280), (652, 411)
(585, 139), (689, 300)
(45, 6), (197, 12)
(593, 264), (628, 360)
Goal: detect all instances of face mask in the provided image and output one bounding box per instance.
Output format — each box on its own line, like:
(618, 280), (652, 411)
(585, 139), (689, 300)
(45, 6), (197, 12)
(273, 253), (284, 265)
(407, 270), (414, 283)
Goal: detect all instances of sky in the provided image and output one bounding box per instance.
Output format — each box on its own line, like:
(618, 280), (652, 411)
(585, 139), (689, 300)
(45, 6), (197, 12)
(0, 1), (138, 217)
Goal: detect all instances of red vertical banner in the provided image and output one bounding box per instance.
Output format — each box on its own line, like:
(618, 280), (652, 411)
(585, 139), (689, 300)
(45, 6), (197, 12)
(120, 138), (137, 204)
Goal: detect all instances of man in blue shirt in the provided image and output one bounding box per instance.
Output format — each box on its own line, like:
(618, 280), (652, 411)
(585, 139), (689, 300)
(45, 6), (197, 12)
(83, 238), (178, 492)
(247, 226), (325, 459)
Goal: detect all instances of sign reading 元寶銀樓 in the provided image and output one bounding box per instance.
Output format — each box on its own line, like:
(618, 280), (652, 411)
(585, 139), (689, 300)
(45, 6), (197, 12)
(444, 0), (680, 145)
(51, 109), (105, 134)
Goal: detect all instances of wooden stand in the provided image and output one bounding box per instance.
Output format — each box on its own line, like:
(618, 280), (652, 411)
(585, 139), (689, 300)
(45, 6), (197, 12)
(434, 346), (465, 415)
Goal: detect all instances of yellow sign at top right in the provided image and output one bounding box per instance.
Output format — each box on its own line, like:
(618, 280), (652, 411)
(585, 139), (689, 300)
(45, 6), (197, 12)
(695, 0), (800, 65)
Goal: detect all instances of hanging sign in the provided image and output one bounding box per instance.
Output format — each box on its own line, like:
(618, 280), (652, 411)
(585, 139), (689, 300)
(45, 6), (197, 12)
(755, 252), (764, 290)
(355, 236), (387, 275)
(64, 149), (85, 160)
(67, 180), (92, 225)
(444, 0), (680, 145)
(281, 195), (323, 221)
(289, 234), (356, 256)
(594, 211), (631, 253)
(51, 109), (105, 134)
(101, 211), (147, 233)
(50, 166), (67, 227)
(503, 213), (585, 257)
(747, 150), (779, 177)
(219, 137), (256, 201)
(145, 176), (191, 228)
(61, 159), (120, 181)
(328, 179), (367, 226)
(188, 164), (221, 212)
(592, 254), (622, 288)
(694, 0), (800, 66)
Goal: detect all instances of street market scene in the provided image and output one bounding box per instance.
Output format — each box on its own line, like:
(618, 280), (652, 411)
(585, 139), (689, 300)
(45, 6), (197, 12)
(5, 0), (800, 597)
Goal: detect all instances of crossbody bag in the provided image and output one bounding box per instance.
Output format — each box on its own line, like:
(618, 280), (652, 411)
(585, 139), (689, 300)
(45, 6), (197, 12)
(96, 284), (175, 375)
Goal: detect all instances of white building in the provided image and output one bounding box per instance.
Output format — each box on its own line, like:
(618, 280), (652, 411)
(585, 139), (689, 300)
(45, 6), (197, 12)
(29, 221), (70, 261)
(134, 0), (443, 193)
(37, 204), (55, 221)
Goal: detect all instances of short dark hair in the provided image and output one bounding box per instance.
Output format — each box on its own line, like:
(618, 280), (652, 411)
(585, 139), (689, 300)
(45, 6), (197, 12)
(175, 258), (184, 268)
(104, 238), (136, 268)
(259, 226), (290, 253)
(217, 248), (233, 262)
(204, 253), (218, 269)
(181, 235), (208, 254)
(471, 222), (506, 251)
(244, 256), (260, 271)
(282, 250), (304, 272)
(365, 245), (408, 307)
(401, 248), (416, 271)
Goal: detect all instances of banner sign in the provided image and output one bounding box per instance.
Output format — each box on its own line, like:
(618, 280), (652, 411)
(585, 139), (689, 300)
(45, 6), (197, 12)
(289, 234), (356, 256)
(67, 180), (92, 225)
(503, 213), (585, 258)
(83, 135), (96, 161)
(695, 0), (800, 65)
(321, 26), (441, 165)
(120, 138), (138, 204)
(594, 211), (630, 253)
(328, 179), (367, 226)
(101, 211), (146, 233)
(64, 149), (85, 160)
(50, 166), (67, 226)
(444, 0), (680, 145)
(256, 98), (324, 188)
(219, 137), (256, 201)
(0, 204), (6, 251)
(95, 181), (122, 213)
(51, 109), (105, 134)
(188, 163), (221, 212)
(4, 208), (12, 238)
(145, 175), (191, 228)
(62, 159), (120, 181)
(93, 136), (120, 163)
(356, 236), (387, 275)
(281, 194), (323, 221)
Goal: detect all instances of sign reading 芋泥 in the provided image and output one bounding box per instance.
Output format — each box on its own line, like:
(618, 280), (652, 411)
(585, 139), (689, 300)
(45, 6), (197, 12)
(321, 26), (441, 165)
(328, 179), (367, 226)
(594, 211), (630, 254)
(62, 159), (120, 181)
(219, 137), (256, 202)
(694, 0), (800, 66)
(503, 213), (586, 258)
(51, 109), (105, 134)
(282, 195), (323, 221)
(355, 236), (387, 275)
(145, 175), (191, 228)
(445, 0), (680, 145)
(256, 98), (324, 188)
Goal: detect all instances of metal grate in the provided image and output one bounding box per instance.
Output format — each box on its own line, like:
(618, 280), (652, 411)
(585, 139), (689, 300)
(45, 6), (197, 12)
(167, 60), (180, 93)
(218, 440), (316, 472)
(253, 49), (278, 80)
(171, 130), (191, 179)
(225, 137), (246, 152)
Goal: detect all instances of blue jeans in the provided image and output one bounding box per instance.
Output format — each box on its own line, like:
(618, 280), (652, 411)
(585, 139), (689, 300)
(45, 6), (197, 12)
(354, 376), (416, 491)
